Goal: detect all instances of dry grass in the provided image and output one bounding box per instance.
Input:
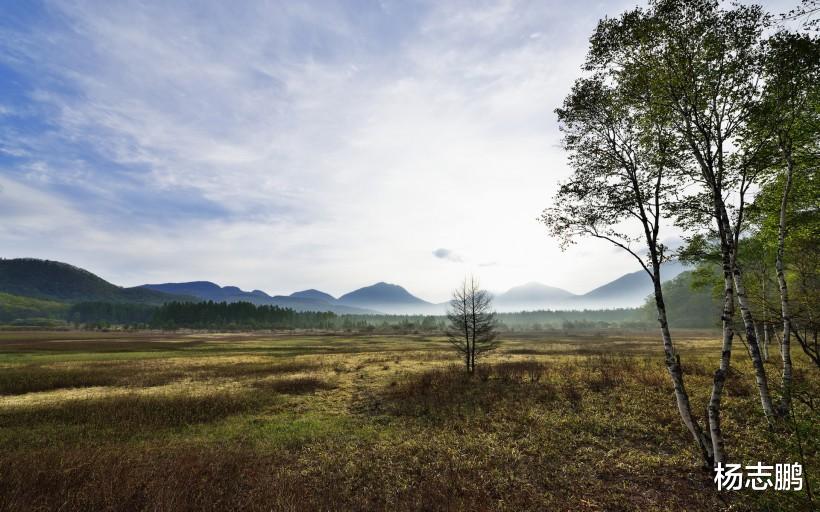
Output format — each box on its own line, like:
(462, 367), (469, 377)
(0, 390), (257, 430)
(253, 376), (337, 394)
(0, 329), (816, 511)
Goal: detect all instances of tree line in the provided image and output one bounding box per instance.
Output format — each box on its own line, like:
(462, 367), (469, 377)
(151, 301), (337, 329)
(58, 300), (668, 331)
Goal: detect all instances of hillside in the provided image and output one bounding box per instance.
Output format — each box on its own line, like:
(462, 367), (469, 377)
(639, 270), (722, 328)
(290, 289), (337, 302)
(579, 261), (686, 309)
(494, 283), (577, 312)
(338, 282), (439, 314)
(0, 292), (68, 322)
(0, 259), (190, 305)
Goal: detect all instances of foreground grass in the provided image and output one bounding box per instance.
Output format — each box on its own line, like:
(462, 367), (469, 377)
(0, 330), (816, 511)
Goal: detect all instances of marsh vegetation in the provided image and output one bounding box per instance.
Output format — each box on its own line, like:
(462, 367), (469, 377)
(0, 330), (815, 511)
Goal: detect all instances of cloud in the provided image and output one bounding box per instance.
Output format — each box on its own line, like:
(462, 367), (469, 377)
(433, 248), (463, 262)
(0, 0), (722, 301)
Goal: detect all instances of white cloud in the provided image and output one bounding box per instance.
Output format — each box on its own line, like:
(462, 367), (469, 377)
(1, 0), (738, 301)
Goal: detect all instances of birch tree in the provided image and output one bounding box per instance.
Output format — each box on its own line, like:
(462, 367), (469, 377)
(549, 0), (797, 466)
(649, 0), (778, 430)
(541, 62), (714, 464)
(753, 31), (820, 415)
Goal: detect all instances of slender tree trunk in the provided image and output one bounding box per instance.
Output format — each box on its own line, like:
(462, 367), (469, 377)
(762, 273), (770, 363)
(733, 264), (777, 422)
(754, 321), (766, 361)
(464, 301), (471, 373)
(717, 199), (776, 422)
(776, 137), (795, 416)
(708, 257), (735, 466)
(652, 263), (714, 466)
(706, 192), (742, 466)
(470, 291), (477, 373)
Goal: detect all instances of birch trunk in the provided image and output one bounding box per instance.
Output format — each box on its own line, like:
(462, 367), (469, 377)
(754, 322), (765, 362)
(733, 264), (777, 421)
(652, 264), (713, 465)
(708, 261), (735, 466)
(716, 196), (777, 422)
(776, 138), (795, 416)
(762, 272), (770, 362)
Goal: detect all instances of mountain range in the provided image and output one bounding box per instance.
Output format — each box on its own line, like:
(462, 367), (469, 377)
(492, 260), (687, 312)
(0, 257), (687, 315)
(140, 281), (379, 315)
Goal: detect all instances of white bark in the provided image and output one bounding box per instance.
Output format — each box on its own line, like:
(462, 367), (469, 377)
(776, 137), (795, 416)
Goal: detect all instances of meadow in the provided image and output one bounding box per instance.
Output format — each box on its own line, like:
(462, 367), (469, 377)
(0, 329), (816, 511)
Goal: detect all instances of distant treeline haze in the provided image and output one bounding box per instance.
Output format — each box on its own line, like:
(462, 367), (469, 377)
(50, 269), (721, 331)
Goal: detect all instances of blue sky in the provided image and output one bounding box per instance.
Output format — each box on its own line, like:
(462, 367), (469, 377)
(0, 0), (795, 301)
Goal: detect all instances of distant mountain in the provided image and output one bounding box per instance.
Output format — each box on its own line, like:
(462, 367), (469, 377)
(493, 261), (688, 312)
(578, 260), (687, 309)
(494, 282), (577, 312)
(338, 282), (441, 314)
(141, 281), (230, 301)
(0, 256), (693, 317)
(268, 295), (374, 314)
(290, 289), (336, 302)
(0, 258), (190, 305)
(141, 281), (375, 314)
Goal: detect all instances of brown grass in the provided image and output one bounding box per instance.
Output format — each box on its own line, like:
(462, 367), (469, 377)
(252, 376), (337, 394)
(0, 391), (258, 432)
(0, 330), (815, 511)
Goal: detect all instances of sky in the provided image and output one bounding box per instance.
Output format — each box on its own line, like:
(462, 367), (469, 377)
(0, 0), (796, 302)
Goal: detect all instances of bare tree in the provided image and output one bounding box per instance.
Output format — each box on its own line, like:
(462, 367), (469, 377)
(446, 277), (500, 373)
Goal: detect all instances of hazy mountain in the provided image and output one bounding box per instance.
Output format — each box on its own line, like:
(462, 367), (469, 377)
(493, 261), (688, 312)
(578, 260), (687, 309)
(290, 289), (337, 302)
(0, 258), (190, 305)
(271, 296), (375, 314)
(494, 282), (577, 312)
(141, 281), (375, 314)
(338, 282), (441, 314)
(2, 257), (692, 316)
(141, 281), (232, 302)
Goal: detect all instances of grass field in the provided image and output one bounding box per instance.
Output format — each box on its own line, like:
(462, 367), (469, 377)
(0, 329), (816, 511)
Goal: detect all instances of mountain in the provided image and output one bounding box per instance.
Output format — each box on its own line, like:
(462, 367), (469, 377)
(268, 295), (374, 314)
(141, 281), (230, 301)
(493, 261), (688, 312)
(0, 258), (190, 305)
(141, 281), (375, 314)
(494, 283), (577, 312)
(1, 257), (692, 317)
(338, 282), (441, 314)
(290, 289), (337, 302)
(578, 260), (687, 309)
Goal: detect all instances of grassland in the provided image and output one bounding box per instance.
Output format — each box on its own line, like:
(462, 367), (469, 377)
(0, 329), (816, 511)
